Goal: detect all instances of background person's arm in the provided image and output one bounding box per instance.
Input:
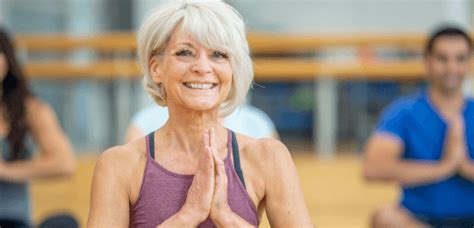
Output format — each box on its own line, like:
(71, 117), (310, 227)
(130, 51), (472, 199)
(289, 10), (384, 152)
(363, 134), (459, 187)
(454, 114), (474, 180)
(460, 160), (474, 180)
(0, 99), (75, 182)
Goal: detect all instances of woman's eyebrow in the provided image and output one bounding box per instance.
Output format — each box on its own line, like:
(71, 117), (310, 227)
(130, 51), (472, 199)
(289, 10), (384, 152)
(174, 42), (195, 48)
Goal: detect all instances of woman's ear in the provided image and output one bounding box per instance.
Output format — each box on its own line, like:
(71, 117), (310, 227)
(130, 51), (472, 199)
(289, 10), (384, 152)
(149, 56), (163, 84)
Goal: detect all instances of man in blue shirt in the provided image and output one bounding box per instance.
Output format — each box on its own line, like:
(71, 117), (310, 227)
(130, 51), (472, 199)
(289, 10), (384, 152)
(364, 26), (474, 227)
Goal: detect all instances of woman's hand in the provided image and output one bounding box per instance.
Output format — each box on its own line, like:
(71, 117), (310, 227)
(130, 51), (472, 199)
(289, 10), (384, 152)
(173, 128), (253, 227)
(209, 135), (231, 224)
(179, 129), (216, 225)
(209, 129), (254, 228)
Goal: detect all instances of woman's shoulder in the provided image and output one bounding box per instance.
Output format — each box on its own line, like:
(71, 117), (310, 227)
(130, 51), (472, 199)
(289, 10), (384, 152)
(95, 139), (148, 180)
(24, 97), (63, 124)
(23, 97), (61, 130)
(237, 133), (288, 153)
(236, 133), (294, 198)
(100, 139), (148, 168)
(25, 97), (52, 116)
(236, 133), (292, 167)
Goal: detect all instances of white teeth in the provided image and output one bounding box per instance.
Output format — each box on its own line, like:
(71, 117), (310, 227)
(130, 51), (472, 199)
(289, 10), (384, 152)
(185, 83), (214, 89)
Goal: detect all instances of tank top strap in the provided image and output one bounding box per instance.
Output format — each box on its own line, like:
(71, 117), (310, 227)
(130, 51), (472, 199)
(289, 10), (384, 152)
(145, 131), (155, 159)
(229, 130), (246, 189)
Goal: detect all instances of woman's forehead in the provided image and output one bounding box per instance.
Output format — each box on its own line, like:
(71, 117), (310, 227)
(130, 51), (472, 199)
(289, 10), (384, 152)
(170, 22), (230, 51)
(168, 29), (196, 46)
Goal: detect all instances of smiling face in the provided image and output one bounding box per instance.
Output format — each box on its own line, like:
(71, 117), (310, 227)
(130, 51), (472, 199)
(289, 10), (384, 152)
(425, 36), (471, 95)
(149, 28), (233, 113)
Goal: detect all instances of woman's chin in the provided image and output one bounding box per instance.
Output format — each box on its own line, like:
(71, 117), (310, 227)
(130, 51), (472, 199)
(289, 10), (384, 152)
(182, 100), (220, 113)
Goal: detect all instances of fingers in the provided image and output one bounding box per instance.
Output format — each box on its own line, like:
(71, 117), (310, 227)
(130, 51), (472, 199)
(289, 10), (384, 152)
(203, 130), (210, 149)
(206, 128), (227, 183)
(185, 128), (227, 219)
(195, 143), (215, 181)
(202, 128), (218, 171)
(201, 129), (214, 168)
(447, 116), (465, 144)
(212, 150), (225, 173)
(202, 147), (214, 177)
(210, 149), (228, 217)
(210, 128), (216, 149)
(212, 150), (227, 191)
(209, 130), (224, 178)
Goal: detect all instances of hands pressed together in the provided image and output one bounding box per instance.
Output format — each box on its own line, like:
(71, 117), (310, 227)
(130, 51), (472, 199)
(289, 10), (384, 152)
(442, 115), (474, 179)
(170, 128), (254, 228)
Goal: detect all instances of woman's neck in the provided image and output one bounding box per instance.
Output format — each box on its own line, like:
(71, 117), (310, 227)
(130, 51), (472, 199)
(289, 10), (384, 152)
(158, 104), (228, 158)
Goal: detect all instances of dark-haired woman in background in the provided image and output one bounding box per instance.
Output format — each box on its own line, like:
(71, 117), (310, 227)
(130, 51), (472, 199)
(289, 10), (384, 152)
(0, 28), (75, 227)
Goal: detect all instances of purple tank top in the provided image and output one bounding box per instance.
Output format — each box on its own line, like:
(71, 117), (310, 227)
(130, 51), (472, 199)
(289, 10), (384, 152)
(129, 130), (259, 227)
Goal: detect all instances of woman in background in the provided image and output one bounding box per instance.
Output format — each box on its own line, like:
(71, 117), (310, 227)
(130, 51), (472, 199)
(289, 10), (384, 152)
(0, 28), (75, 228)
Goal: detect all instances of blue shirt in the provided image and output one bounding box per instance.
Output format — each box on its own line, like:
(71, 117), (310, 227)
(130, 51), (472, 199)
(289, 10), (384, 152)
(0, 136), (35, 225)
(376, 91), (474, 219)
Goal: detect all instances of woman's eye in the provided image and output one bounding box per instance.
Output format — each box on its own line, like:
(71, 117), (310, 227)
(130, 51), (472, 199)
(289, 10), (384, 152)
(175, 50), (193, 56)
(457, 55), (467, 63)
(212, 51), (228, 59)
(436, 55), (448, 63)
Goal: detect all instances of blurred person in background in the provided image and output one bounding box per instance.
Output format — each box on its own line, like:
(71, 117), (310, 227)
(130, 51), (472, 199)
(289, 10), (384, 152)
(88, 0), (313, 227)
(0, 28), (76, 227)
(364, 26), (474, 228)
(125, 104), (279, 143)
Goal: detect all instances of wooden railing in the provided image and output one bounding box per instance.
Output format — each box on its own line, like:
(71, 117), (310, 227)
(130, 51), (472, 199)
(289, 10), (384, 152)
(15, 31), (437, 81)
(16, 32), (427, 52)
(23, 58), (428, 81)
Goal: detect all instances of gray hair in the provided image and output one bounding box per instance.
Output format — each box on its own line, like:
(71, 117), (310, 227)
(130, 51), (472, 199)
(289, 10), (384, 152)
(136, 0), (253, 116)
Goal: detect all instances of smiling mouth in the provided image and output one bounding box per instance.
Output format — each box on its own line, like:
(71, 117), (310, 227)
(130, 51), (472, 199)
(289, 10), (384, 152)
(183, 82), (218, 90)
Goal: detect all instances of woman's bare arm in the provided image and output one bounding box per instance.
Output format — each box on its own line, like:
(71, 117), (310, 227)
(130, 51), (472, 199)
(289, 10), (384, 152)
(363, 134), (459, 187)
(0, 99), (75, 182)
(260, 139), (313, 227)
(88, 147), (134, 227)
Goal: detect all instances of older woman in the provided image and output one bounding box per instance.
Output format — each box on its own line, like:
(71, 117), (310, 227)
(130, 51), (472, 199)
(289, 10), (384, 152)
(87, 0), (313, 227)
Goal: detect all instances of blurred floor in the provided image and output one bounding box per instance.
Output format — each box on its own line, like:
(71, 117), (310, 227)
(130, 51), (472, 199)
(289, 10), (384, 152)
(31, 152), (397, 228)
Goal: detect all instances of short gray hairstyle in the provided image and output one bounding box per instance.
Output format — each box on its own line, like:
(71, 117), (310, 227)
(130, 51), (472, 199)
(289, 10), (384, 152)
(137, 0), (253, 116)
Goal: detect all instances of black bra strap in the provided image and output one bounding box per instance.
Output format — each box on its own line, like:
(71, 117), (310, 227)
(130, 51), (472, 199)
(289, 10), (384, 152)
(232, 131), (246, 189)
(147, 131), (155, 159)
